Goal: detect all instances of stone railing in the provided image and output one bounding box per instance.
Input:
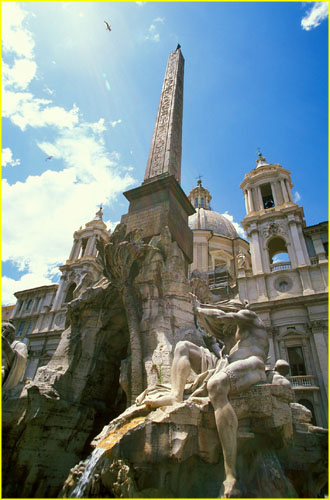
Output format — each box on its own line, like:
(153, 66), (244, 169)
(270, 261), (292, 272)
(288, 375), (319, 388)
(310, 256), (319, 265)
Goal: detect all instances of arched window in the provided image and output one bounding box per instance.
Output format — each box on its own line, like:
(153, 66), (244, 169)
(64, 283), (76, 304)
(25, 299), (32, 310)
(261, 183), (275, 208)
(298, 398), (316, 426)
(268, 237), (290, 270)
(79, 238), (88, 258)
(200, 197), (205, 208)
(194, 198), (198, 208)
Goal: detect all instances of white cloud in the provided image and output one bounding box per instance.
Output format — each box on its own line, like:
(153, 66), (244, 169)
(1, 2), (138, 305)
(2, 273), (54, 306)
(2, 2), (35, 58)
(294, 190), (301, 203)
(136, 2), (146, 6)
(301, 2), (328, 31)
(2, 147), (21, 167)
(105, 220), (120, 232)
(222, 212), (246, 239)
(154, 17), (165, 23)
(110, 119), (122, 128)
(2, 91), (80, 131)
(3, 59), (37, 90)
(145, 20), (163, 42)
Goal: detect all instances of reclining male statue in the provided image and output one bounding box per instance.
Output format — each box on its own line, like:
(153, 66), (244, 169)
(142, 296), (269, 498)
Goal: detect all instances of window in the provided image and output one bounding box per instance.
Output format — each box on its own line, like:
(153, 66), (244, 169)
(79, 238), (88, 258)
(34, 298), (41, 311)
(200, 197), (205, 208)
(18, 301), (24, 312)
(260, 183), (275, 209)
(323, 241), (328, 259)
(268, 237), (290, 265)
(26, 321), (34, 335)
(64, 283), (76, 304)
(278, 280), (289, 292)
(194, 198), (198, 208)
(16, 321), (26, 337)
(25, 299), (32, 310)
(287, 346), (307, 376)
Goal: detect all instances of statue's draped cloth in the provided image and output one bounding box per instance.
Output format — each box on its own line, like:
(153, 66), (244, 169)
(2, 340), (27, 391)
(136, 346), (229, 406)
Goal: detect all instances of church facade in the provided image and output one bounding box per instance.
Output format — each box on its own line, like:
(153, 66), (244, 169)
(4, 48), (328, 428)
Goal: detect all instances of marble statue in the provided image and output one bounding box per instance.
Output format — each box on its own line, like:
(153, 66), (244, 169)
(267, 358), (291, 387)
(2, 322), (28, 392)
(142, 296), (269, 498)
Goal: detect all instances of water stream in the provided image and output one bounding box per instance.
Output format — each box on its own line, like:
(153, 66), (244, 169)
(70, 447), (105, 498)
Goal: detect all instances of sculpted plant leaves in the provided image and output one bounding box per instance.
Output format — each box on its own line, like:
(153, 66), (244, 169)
(96, 223), (159, 403)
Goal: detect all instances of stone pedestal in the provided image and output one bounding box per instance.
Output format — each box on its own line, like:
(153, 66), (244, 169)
(121, 174), (195, 263)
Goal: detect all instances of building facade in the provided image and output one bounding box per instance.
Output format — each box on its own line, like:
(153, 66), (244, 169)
(186, 154), (328, 427)
(6, 208), (109, 382)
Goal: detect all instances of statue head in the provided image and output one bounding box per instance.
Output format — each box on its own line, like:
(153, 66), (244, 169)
(274, 359), (290, 376)
(2, 322), (16, 343)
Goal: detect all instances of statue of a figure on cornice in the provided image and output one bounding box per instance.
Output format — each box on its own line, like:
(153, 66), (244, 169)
(2, 322), (27, 392)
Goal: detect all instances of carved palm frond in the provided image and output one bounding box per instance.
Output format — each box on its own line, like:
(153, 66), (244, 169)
(97, 223), (158, 288)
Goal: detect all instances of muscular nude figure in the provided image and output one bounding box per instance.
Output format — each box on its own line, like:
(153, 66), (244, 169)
(145, 297), (269, 498)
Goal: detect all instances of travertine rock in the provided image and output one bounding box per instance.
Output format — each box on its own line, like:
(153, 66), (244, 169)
(62, 384), (327, 498)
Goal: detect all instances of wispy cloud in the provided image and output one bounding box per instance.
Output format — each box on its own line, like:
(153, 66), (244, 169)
(222, 212), (246, 239)
(294, 190), (301, 203)
(301, 2), (328, 31)
(110, 119), (122, 128)
(2, 2), (136, 304)
(136, 2), (146, 6)
(145, 17), (165, 42)
(2, 147), (21, 167)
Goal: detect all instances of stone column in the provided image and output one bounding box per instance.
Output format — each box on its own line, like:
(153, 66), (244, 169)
(244, 191), (249, 213)
(52, 276), (67, 311)
(298, 267), (314, 295)
(72, 240), (82, 260)
(311, 322), (328, 394)
(270, 182), (279, 206)
(86, 235), (96, 256)
(280, 179), (290, 203)
(289, 220), (307, 266)
(285, 180), (293, 202)
(311, 234), (327, 262)
(256, 275), (268, 301)
(69, 240), (78, 260)
(257, 187), (264, 211)
(267, 329), (276, 366)
(247, 188), (254, 212)
(249, 226), (264, 274)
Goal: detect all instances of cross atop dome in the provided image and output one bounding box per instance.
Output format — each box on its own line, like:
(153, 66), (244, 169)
(256, 149), (269, 168)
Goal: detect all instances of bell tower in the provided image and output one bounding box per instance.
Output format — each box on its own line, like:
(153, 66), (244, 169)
(52, 207), (109, 310)
(240, 153), (313, 299)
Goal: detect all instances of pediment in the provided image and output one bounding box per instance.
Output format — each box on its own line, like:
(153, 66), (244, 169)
(278, 328), (309, 341)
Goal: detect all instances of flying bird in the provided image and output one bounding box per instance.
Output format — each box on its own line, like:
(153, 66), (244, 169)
(45, 156), (53, 161)
(104, 21), (111, 32)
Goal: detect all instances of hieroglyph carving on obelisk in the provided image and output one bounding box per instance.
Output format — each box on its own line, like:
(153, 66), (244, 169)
(144, 48), (184, 184)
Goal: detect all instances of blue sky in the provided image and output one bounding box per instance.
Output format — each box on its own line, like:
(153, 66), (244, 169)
(2, 1), (328, 305)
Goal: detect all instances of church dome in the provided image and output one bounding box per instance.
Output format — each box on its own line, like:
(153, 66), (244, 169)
(187, 179), (238, 238)
(189, 208), (238, 238)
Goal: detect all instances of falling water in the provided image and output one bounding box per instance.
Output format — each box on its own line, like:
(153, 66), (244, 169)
(70, 447), (105, 498)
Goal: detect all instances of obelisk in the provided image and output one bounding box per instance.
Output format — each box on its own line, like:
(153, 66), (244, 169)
(121, 47), (194, 263)
(144, 48), (184, 183)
